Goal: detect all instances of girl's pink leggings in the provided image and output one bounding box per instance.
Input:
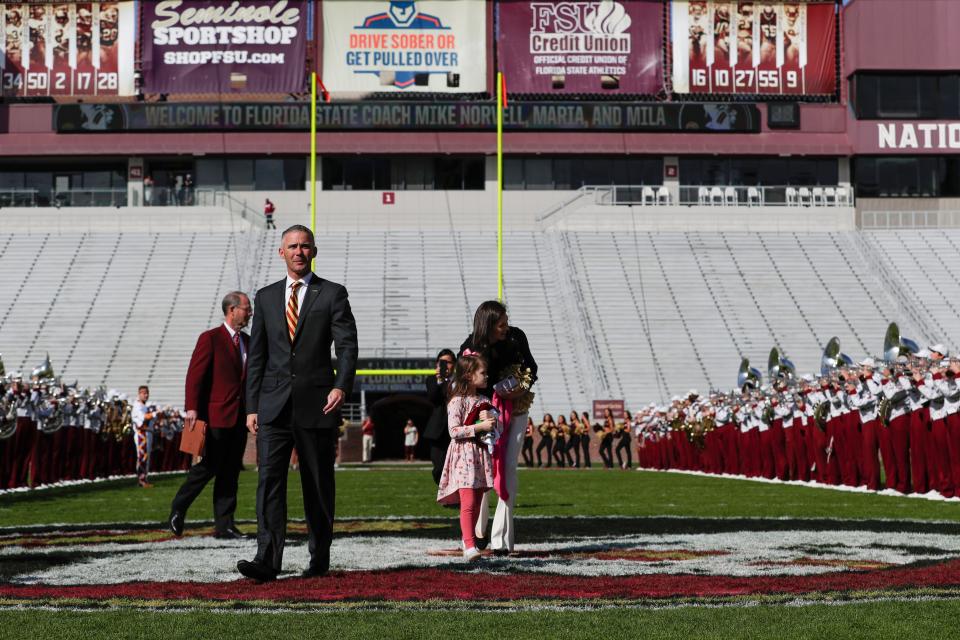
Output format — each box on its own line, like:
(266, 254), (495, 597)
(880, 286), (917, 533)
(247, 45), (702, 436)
(458, 487), (484, 549)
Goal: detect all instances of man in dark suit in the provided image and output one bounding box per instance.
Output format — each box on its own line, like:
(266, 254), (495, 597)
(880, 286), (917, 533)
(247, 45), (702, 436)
(238, 225), (358, 582)
(168, 291), (252, 538)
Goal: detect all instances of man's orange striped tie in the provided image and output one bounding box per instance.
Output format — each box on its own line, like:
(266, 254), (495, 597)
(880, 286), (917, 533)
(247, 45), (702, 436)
(286, 281), (302, 343)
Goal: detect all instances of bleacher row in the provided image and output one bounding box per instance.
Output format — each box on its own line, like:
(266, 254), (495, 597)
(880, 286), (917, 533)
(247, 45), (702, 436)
(0, 225), (953, 413)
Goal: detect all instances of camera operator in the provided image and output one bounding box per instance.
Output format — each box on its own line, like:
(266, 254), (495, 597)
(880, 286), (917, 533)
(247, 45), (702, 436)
(424, 349), (456, 485)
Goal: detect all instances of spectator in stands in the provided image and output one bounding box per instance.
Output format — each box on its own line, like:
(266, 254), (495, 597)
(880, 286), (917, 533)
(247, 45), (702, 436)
(536, 413), (554, 467)
(361, 414), (375, 463)
(174, 175), (184, 206)
(424, 348), (456, 484)
(168, 291), (252, 540)
(403, 418), (419, 461)
(143, 175), (154, 206)
(264, 198), (276, 229)
(460, 300), (538, 556)
(521, 417), (535, 467)
(183, 174), (194, 205)
(131, 385), (157, 487)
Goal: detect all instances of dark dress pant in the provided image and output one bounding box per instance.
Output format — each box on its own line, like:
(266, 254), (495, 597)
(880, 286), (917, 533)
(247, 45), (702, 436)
(255, 400), (337, 573)
(171, 423), (248, 530)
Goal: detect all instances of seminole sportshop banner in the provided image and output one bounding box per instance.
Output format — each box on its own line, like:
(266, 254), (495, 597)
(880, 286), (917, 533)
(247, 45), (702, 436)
(671, 0), (837, 95)
(498, 0), (664, 95)
(140, 0), (310, 94)
(0, 1), (135, 97)
(321, 0), (487, 94)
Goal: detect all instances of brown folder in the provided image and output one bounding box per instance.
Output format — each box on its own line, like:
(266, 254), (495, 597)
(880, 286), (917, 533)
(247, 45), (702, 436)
(179, 419), (207, 456)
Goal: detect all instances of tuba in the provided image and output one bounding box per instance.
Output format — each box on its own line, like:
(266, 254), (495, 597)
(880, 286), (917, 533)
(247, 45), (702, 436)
(737, 357), (763, 391)
(32, 354), (54, 380)
(39, 400), (65, 434)
(883, 322), (920, 363)
(0, 395), (16, 440)
(768, 347), (796, 382)
(819, 336), (853, 388)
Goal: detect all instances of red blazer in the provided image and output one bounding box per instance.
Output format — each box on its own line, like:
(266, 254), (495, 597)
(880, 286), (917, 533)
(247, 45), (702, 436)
(185, 325), (248, 429)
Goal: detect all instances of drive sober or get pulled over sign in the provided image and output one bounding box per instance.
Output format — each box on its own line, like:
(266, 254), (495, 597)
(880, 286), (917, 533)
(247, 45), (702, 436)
(140, 0), (309, 94)
(322, 0), (486, 94)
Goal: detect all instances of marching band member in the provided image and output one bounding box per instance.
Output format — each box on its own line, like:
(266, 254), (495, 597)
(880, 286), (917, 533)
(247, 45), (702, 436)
(920, 346), (953, 497)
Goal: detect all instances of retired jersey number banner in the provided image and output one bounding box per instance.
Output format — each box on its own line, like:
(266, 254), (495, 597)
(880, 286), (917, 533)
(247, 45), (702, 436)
(498, 0), (664, 94)
(0, 1), (135, 97)
(671, 1), (836, 95)
(140, 0), (309, 94)
(321, 0), (486, 94)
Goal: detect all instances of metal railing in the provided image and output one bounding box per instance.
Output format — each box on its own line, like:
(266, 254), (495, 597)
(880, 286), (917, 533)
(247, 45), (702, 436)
(0, 188), (127, 208)
(679, 185), (853, 207)
(847, 231), (940, 344)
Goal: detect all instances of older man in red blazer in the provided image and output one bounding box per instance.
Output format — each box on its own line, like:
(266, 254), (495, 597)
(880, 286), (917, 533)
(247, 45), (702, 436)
(169, 291), (252, 538)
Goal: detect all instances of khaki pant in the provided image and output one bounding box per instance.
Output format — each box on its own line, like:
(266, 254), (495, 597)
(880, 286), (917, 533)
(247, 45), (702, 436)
(475, 412), (527, 551)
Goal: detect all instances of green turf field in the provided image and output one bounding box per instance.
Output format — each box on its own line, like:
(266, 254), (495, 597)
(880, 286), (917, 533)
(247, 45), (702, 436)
(3, 467), (960, 639)
(2, 466), (959, 527)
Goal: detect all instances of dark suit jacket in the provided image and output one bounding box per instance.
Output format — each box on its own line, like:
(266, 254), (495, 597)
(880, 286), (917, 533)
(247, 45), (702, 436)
(246, 273), (358, 428)
(185, 325), (248, 429)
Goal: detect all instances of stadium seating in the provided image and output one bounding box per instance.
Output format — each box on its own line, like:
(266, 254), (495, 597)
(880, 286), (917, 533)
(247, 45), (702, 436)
(0, 205), (949, 414)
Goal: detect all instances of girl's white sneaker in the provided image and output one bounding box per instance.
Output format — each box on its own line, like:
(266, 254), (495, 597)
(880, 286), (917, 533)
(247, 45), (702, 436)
(463, 547), (481, 562)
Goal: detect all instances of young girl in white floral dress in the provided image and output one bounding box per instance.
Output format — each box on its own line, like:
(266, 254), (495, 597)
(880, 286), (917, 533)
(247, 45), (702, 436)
(436, 352), (497, 561)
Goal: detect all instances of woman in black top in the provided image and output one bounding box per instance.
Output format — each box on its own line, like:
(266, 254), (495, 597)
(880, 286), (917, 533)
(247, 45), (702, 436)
(522, 417), (535, 467)
(424, 349), (456, 486)
(459, 300), (538, 555)
(536, 414), (554, 467)
(615, 410), (633, 470)
(599, 408), (616, 469)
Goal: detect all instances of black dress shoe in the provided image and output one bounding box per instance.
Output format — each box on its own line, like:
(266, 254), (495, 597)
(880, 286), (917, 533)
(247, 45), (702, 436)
(300, 565), (329, 578)
(169, 511), (184, 537)
(214, 527), (244, 540)
(236, 559), (277, 582)
(492, 548), (510, 557)
(475, 536), (489, 551)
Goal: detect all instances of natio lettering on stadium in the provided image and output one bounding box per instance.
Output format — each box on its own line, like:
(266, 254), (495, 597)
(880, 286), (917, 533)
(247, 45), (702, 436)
(151, 0), (300, 29)
(877, 123), (960, 150)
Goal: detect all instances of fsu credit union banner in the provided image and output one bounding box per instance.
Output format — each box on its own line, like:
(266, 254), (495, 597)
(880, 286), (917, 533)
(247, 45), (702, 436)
(322, 0), (487, 94)
(671, 0), (836, 95)
(498, 0), (664, 94)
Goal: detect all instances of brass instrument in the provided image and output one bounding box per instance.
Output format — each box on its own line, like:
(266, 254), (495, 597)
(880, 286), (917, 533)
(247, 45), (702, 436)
(0, 394), (16, 440)
(820, 336), (853, 377)
(737, 357), (762, 391)
(31, 354), (54, 380)
(813, 400), (830, 430)
(883, 322), (920, 364)
(768, 347), (797, 382)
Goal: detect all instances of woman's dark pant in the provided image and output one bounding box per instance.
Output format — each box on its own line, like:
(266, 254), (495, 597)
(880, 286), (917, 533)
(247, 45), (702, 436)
(599, 439), (614, 468)
(615, 439), (632, 468)
(536, 436), (553, 467)
(521, 437), (534, 467)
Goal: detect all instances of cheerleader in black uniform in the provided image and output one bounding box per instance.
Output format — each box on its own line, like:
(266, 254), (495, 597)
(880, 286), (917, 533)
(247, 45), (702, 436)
(599, 409), (615, 469)
(615, 410), (633, 469)
(536, 414), (554, 467)
(553, 415), (568, 467)
(522, 417), (535, 467)
(580, 411), (593, 468)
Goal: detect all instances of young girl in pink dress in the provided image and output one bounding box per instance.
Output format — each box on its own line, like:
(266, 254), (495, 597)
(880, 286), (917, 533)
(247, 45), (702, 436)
(436, 352), (497, 561)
